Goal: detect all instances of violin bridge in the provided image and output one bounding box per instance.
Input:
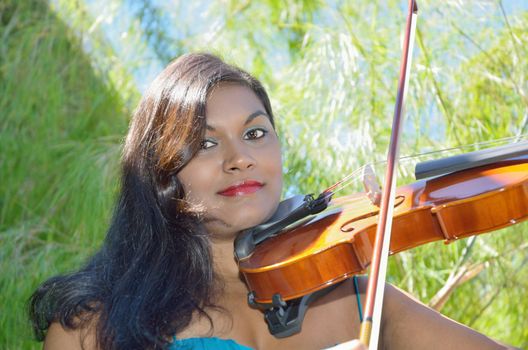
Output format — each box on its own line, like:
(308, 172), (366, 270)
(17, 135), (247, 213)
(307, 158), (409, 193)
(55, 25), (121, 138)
(362, 165), (382, 207)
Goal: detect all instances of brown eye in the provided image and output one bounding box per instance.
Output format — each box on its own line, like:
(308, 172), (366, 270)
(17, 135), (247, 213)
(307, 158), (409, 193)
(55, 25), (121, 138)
(200, 139), (217, 150)
(244, 128), (267, 140)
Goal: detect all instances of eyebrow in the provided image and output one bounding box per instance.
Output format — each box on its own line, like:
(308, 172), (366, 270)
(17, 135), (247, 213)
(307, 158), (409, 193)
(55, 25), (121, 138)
(205, 110), (269, 131)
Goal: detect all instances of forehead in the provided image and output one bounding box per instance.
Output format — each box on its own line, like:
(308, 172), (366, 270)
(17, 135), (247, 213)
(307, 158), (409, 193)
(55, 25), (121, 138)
(205, 84), (265, 124)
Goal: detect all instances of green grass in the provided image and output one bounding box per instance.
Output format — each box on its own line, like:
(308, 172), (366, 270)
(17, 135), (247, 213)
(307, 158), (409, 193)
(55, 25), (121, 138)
(0, 1), (132, 348)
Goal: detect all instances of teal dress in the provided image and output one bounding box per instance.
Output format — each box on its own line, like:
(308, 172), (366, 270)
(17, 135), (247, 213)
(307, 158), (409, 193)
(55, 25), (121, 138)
(171, 276), (363, 349)
(170, 337), (253, 349)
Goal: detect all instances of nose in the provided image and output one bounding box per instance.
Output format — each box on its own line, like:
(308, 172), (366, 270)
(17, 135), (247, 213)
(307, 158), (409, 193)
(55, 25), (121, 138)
(223, 142), (256, 173)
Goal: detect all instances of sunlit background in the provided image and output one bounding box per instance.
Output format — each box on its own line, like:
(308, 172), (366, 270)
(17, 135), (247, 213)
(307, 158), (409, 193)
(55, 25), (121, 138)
(1, 0), (527, 348)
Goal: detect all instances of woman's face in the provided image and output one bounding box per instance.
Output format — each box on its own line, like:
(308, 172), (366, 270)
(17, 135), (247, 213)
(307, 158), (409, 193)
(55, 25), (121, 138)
(177, 83), (283, 239)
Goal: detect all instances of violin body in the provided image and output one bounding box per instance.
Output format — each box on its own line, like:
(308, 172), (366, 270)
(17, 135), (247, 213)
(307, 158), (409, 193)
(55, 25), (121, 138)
(237, 155), (528, 304)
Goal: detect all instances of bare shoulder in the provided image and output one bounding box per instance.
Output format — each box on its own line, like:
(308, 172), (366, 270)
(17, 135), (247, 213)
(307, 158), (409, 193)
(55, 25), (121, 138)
(44, 322), (97, 350)
(381, 283), (514, 350)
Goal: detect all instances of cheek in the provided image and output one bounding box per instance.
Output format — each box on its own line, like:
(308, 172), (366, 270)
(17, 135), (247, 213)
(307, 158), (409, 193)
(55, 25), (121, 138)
(263, 143), (283, 190)
(177, 162), (213, 205)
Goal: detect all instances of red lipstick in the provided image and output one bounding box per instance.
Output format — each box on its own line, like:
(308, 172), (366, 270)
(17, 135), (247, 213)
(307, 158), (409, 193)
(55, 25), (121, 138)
(218, 180), (264, 197)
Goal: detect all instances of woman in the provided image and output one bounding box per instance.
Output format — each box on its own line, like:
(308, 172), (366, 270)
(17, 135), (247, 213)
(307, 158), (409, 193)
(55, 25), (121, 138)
(30, 53), (513, 349)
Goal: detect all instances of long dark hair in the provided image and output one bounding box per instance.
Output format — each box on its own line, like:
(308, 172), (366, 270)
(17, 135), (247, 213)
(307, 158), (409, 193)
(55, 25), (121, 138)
(29, 53), (274, 349)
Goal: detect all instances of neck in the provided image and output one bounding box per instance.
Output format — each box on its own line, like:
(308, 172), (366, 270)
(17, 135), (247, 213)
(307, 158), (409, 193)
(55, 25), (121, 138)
(210, 236), (248, 299)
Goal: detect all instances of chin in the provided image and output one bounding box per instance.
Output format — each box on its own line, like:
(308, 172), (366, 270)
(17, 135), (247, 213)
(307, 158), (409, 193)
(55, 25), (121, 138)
(207, 193), (281, 236)
(203, 209), (269, 240)
(236, 213), (270, 231)
(236, 201), (279, 229)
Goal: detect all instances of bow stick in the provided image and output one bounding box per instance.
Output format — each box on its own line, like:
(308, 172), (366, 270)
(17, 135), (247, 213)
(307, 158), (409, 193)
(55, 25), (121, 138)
(358, 1), (418, 349)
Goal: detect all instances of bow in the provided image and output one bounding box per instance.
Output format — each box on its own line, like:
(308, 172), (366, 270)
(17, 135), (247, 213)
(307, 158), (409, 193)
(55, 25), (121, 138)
(358, 1), (418, 348)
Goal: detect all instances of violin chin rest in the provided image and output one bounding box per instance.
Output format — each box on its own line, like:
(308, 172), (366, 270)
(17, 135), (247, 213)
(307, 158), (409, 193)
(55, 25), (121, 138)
(234, 194), (312, 260)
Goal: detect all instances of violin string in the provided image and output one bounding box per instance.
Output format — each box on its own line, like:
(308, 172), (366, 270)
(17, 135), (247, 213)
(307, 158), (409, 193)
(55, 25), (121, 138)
(321, 164), (371, 199)
(319, 133), (528, 201)
(398, 133), (528, 163)
(322, 165), (365, 193)
(375, 133), (528, 174)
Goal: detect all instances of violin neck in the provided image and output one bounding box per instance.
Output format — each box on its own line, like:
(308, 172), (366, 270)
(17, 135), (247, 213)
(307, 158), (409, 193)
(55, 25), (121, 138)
(415, 140), (528, 180)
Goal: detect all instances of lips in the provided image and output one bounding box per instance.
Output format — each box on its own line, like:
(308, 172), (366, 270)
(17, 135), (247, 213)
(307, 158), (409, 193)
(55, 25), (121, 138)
(217, 180), (264, 197)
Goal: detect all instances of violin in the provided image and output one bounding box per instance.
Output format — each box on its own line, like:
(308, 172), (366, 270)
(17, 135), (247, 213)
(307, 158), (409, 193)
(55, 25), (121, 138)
(234, 141), (528, 336)
(234, 1), (528, 344)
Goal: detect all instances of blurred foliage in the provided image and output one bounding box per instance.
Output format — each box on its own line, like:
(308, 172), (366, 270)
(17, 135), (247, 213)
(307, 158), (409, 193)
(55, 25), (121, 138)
(0, 0), (134, 348)
(1, 0), (527, 348)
